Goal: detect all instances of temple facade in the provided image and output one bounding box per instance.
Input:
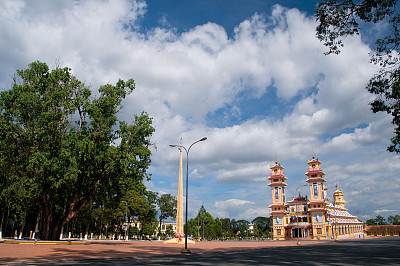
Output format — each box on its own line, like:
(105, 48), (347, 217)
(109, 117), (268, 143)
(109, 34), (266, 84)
(268, 155), (365, 240)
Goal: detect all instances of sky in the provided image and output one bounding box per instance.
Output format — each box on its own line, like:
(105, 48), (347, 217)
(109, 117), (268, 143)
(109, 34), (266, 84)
(1, 0), (399, 223)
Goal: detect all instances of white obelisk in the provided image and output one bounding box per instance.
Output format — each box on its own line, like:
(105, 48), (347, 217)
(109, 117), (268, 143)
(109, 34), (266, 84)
(176, 147), (184, 235)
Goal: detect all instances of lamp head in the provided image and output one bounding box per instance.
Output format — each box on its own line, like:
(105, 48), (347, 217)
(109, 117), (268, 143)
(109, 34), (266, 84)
(200, 137), (207, 141)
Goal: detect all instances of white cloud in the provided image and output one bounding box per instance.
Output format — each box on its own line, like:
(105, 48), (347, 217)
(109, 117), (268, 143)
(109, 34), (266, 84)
(321, 116), (393, 154)
(374, 209), (399, 214)
(1, 0), (398, 221)
(190, 169), (204, 179)
(214, 199), (254, 219)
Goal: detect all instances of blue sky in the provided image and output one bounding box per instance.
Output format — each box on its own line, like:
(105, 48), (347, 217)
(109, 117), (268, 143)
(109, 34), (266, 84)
(1, 0), (399, 223)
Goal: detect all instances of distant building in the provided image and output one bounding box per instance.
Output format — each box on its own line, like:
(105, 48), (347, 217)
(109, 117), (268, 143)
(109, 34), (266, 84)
(159, 221), (177, 235)
(126, 219), (176, 239)
(366, 225), (400, 237)
(268, 155), (365, 240)
(248, 223), (254, 234)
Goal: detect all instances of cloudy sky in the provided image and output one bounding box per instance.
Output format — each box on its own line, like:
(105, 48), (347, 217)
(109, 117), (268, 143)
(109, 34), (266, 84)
(1, 0), (399, 222)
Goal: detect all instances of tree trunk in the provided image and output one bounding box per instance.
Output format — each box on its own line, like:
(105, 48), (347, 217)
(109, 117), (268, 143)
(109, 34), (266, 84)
(4, 200), (11, 238)
(59, 225), (64, 240)
(0, 207), (5, 239)
(140, 219), (145, 240)
(41, 199), (64, 240)
(40, 194), (88, 240)
(84, 200), (92, 240)
(32, 210), (41, 239)
(18, 207), (27, 239)
(159, 218), (162, 237)
(84, 222), (89, 240)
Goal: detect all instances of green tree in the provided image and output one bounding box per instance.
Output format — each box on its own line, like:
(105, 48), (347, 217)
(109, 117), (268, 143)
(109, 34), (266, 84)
(187, 205), (218, 239)
(203, 211), (217, 239)
(316, 0), (400, 152)
(213, 217), (223, 238)
(158, 193), (177, 235)
(91, 205), (115, 237)
(366, 218), (377, 225)
(252, 216), (272, 238)
(236, 219), (250, 237)
(165, 224), (174, 237)
(0, 61), (154, 240)
(375, 215), (387, 225)
(124, 189), (149, 221)
(140, 190), (158, 238)
(388, 214), (400, 225)
(219, 218), (232, 236)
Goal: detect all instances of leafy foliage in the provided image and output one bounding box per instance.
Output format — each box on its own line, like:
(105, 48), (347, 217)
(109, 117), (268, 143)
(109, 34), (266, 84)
(0, 61), (154, 239)
(252, 216), (272, 237)
(366, 215), (387, 225)
(157, 193), (176, 236)
(158, 194), (177, 222)
(316, 0), (400, 152)
(388, 214), (400, 224)
(186, 206), (270, 240)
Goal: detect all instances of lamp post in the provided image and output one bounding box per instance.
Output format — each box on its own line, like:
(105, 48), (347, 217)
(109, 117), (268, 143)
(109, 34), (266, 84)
(202, 219), (204, 240)
(122, 201), (128, 241)
(295, 185), (307, 245)
(170, 137), (207, 253)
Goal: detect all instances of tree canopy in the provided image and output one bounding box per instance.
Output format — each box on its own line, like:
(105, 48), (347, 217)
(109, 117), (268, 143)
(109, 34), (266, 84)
(186, 206), (272, 240)
(388, 214), (400, 225)
(0, 61), (154, 240)
(158, 193), (177, 235)
(316, 0), (400, 152)
(366, 215), (388, 225)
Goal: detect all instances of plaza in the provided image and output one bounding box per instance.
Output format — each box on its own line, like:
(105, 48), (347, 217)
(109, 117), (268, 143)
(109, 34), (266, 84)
(1, 237), (399, 265)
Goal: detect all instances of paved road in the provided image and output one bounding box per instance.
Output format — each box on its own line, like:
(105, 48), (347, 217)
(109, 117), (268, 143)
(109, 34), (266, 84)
(34, 237), (400, 265)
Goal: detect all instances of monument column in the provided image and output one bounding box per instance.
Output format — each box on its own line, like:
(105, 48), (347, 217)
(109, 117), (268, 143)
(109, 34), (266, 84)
(176, 149), (184, 235)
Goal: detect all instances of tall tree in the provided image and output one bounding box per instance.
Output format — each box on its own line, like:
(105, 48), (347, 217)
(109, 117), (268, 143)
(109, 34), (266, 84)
(213, 217), (223, 238)
(374, 215), (387, 225)
(252, 216), (272, 237)
(315, 0), (400, 152)
(0, 61), (154, 240)
(158, 193), (177, 235)
(388, 214), (400, 225)
(219, 218), (232, 235)
(236, 219), (250, 237)
(140, 190), (158, 238)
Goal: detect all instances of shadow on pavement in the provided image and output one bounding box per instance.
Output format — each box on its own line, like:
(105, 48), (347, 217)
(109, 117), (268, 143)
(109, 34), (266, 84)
(36, 237), (400, 265)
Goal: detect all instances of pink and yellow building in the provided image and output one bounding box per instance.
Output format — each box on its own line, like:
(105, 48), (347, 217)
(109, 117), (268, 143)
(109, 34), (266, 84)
(268, 155), (365, 240)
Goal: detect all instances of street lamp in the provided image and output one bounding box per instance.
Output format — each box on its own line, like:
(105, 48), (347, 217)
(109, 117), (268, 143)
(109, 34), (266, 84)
(122, 201), (128, 241)
(295, 185), (307, 245)
(170, 137), (207, 253)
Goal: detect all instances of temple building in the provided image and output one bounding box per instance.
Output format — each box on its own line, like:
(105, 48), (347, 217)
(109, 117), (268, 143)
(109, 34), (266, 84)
(268, 155), (365, 240)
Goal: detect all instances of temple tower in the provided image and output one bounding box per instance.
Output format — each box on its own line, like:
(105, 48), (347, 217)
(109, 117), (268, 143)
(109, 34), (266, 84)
(333, 183), (346, 208)
(305, 155), (328, 239)
(268, 160), (288, 240)
(176, 149), (184, 235)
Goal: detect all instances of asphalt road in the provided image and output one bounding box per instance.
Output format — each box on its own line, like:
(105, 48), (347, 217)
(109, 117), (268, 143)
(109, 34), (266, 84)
(37, 237), (400, 266)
